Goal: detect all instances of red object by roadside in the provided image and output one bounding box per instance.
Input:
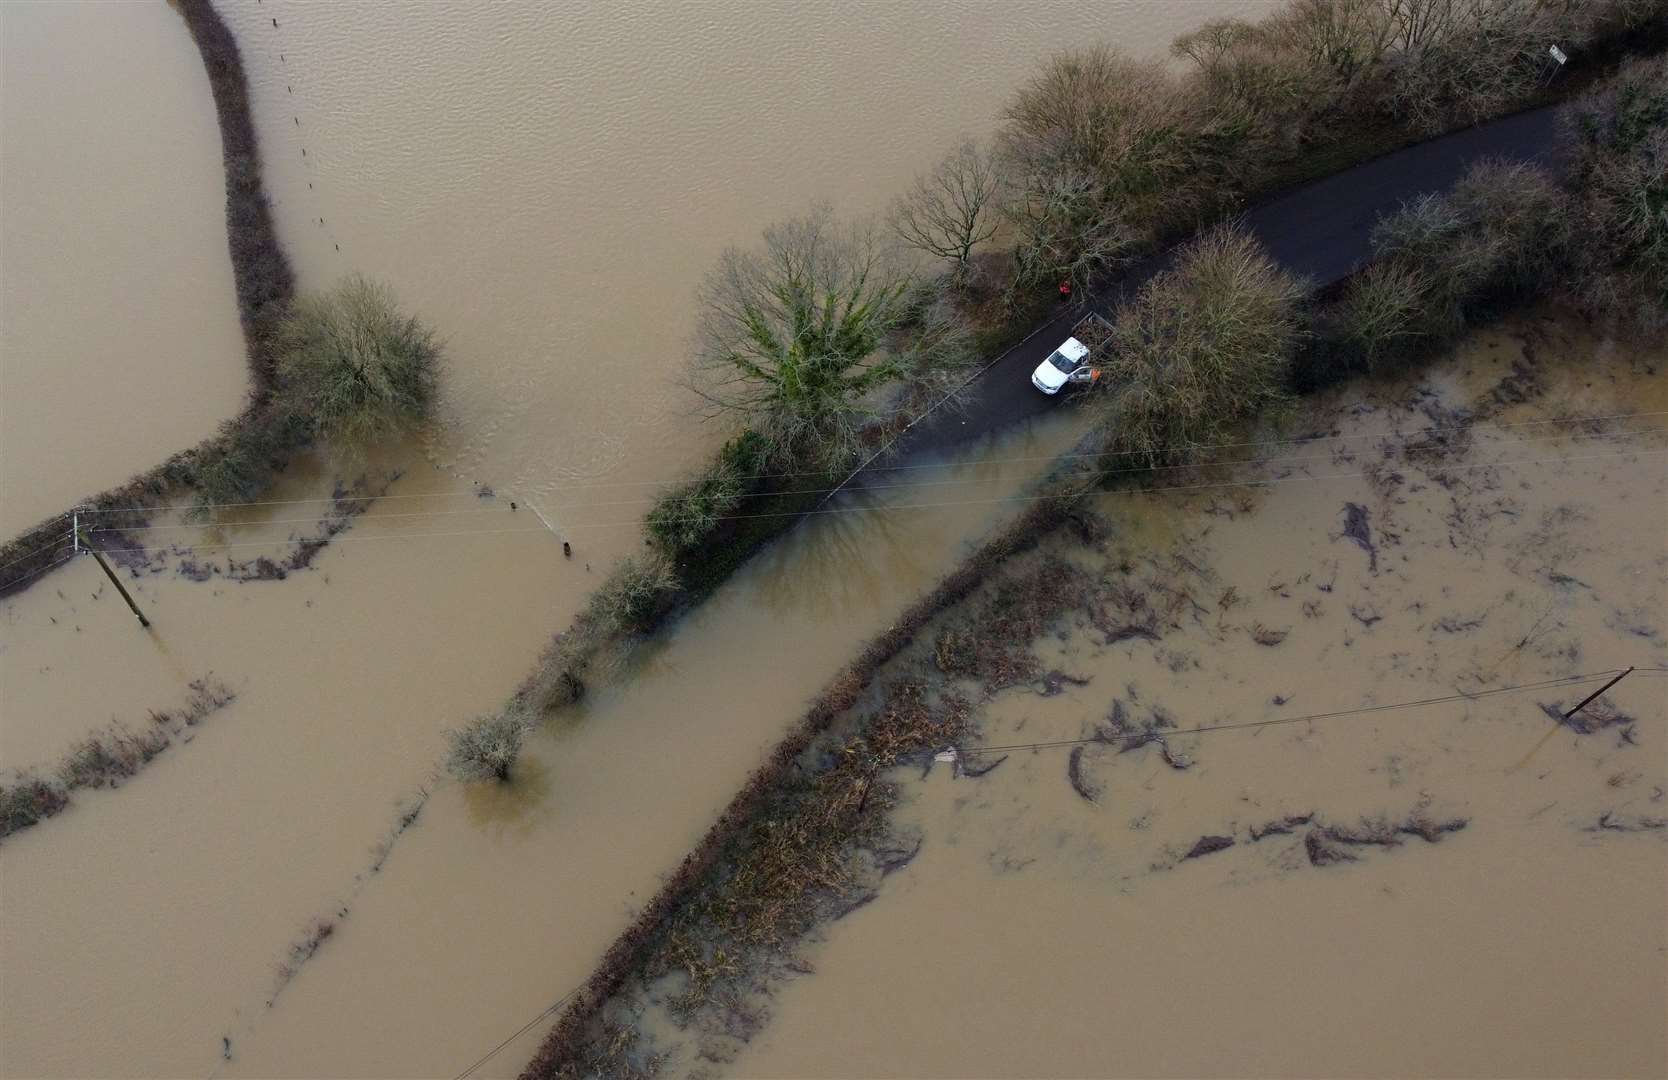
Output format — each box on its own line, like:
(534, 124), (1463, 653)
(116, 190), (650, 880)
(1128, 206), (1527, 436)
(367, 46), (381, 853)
(1058, 279), (1072, 302)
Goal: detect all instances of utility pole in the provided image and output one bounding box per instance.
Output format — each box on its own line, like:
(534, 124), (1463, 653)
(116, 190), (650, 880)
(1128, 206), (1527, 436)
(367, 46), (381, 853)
(1511, 666), (1637, 772)
(75, 525), (150, 628)
(1562, 667), (1633, 722)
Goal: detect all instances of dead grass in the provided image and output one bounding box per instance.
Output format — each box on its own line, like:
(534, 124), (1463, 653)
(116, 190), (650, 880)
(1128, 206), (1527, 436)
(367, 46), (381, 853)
(0, 678), (235, 842)
(650, 679), (969, 1016)
(932, 561), (1090, 690)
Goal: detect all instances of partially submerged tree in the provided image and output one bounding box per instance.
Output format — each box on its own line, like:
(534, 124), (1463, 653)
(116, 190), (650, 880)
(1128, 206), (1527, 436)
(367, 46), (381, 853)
(444, 711), (529, 784)
(692, 206), (968, 470)
(276, 274), (441, 455)
(888, 138), (1004, 283)
(1093, 226), (1304, 460)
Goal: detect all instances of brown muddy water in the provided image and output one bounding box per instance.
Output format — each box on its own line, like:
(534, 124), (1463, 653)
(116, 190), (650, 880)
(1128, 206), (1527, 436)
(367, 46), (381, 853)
(216, 0), (1280, 502)
(700, 318), (1668, 1080)
(0, 0), (249, 537)
(3, 3), (1285, 1077)
(619, 316), (1668, 1079)
(1, 411), (1081, 1078)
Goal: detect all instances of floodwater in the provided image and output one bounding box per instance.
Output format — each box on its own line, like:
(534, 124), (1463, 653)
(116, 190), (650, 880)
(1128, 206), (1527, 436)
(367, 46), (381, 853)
(720, 318), (1668, 1079)
(0, 410), (1081, 1078)
(0, 1), (1310, 1076)
(0, 0), (249, 537)
(216, 0), (1280, 503)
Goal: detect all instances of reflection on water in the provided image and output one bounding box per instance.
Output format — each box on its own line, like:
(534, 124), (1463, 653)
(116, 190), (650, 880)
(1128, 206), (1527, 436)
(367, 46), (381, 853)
(463, 754), (555, 838)
(751, 418), (1081, 621)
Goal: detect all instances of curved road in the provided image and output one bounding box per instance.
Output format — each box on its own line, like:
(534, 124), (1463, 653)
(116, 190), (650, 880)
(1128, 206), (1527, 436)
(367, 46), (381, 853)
(888, 104), (1566, 465)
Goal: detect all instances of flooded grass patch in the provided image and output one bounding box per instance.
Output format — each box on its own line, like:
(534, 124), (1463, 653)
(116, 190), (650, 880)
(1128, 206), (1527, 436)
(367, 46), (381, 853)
(0, 678), (235, 841)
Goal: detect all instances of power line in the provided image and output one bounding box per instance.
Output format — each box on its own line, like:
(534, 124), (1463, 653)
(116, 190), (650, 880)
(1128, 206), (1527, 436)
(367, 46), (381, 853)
(0, 531), (74, 574)
(93, 444), (1668, 555)
(446, 666), (1653, 1078)
(0, 550), (80, 591)
(75, 408), (1668, 516)
(85, 423), (1665, 537)
(957, 670), (1638, 756)
(453, 989), (580, 1080)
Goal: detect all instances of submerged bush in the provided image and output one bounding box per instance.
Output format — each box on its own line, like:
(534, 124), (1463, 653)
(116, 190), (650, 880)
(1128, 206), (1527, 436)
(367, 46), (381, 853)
(444, 711), (529, 784)
(0, 775), (70, 840)
(276, 274), (441, 455)
(590, 553), (680, 636)
(1094, 226), (1304, 459)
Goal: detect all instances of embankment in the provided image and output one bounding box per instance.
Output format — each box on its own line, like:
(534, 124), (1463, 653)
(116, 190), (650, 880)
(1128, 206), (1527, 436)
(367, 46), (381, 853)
(519, 488), (1085, 1076)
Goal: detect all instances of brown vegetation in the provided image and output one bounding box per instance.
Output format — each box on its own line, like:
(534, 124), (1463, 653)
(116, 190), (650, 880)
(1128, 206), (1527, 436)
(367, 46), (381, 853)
(520, 493), (1082, 1078)
(0, 679), (235, 841)
(1092, 226), (1305, 461)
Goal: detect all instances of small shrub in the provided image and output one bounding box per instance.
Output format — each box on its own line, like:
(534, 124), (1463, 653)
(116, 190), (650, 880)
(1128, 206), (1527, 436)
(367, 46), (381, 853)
(58, 724), (170, 790)
(1329, 260), (1432, 370)
(0, 776), (70, 840)
(589, 553), (680, 636)
(645, 461), (747, 556)
(444, 711), (529, 783)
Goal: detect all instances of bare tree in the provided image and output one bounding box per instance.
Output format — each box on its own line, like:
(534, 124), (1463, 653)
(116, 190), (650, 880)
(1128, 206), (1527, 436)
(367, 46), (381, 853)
(1331, 261), (1431, 367)
(888, 138), (1003, 284)
(276, 273), (441, 456)
(1004, 164), (1139, 291)
(1092, 226), (1304, 459)
(691, 205), (969, 470)
(444, 711), (529, 783)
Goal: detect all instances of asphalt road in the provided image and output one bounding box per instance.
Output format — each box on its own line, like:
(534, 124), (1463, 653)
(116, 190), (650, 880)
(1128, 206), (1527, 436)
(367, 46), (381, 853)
(889, 104), (1567, 465)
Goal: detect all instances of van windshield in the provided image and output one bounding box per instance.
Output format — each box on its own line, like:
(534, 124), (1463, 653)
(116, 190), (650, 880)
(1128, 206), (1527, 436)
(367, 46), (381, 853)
(1046, 349), (1079, 374)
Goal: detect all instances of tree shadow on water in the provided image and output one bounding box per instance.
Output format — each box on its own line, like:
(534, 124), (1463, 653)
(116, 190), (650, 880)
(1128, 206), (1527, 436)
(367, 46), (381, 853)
(748, 484), (933, 623)
(462, 753), (555, 839)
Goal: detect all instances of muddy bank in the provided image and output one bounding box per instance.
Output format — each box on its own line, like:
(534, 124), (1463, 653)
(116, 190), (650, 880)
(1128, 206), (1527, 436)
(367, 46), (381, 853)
(0, 0), (294, 595)
(548, 312), (1667, 1077)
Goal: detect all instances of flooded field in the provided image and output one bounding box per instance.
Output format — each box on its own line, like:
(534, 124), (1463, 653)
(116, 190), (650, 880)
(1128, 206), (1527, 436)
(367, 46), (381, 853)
(0, 410), (1085, 1078)
(614, 316), (1668, 1078)
(0, 0), (249, 536)
(216, 0), (1279, 501)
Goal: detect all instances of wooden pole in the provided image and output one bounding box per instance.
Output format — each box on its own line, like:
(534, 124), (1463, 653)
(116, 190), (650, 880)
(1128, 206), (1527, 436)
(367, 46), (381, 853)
(76, 528), (150, 628)
(1562, 667), (1633, 722)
